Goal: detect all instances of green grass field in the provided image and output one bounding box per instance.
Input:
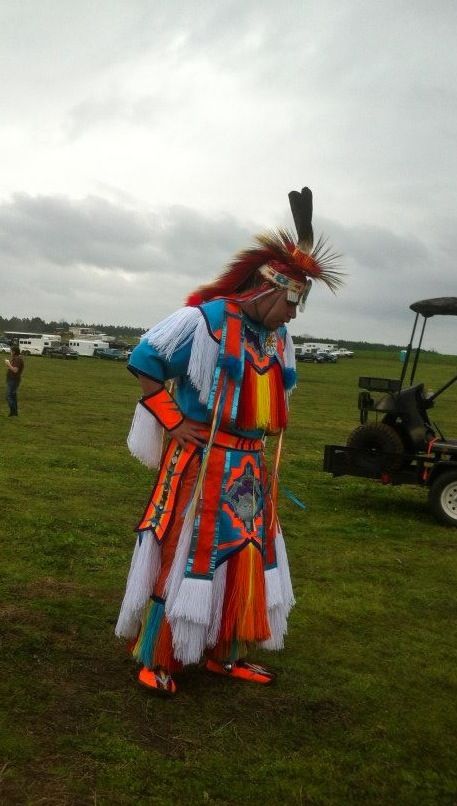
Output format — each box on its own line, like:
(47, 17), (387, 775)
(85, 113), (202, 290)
(1, 353), (457, 805)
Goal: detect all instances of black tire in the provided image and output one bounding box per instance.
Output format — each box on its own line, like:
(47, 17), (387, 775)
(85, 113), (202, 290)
(346, 422), (405, 474)
(429, 470), (457, 527)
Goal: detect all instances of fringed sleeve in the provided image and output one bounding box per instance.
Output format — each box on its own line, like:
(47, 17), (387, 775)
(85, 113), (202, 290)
(127, 402), (164, 469)
(126, 305), (220, 466)
(127, 307), (201, 467)
(188, 315), (220, 404)
(142, 307), (202, 360)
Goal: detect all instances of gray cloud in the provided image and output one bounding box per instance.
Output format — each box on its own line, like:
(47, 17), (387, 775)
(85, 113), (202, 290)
(1, 191), (456, 352)
(0, 193), (251, 278)
(1, 1), (457, 351)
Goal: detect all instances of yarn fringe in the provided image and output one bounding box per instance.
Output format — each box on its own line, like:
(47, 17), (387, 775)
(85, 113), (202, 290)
(260, 531), (295, 651)
(237, 361), (287, 431)
(127, 402), (164, 469)
(275, 530), (295, 614)
(164, 507), (196, 613)
(284, 332), (297, 394)
(261, 605), (288, 650)
(115, 531), (161, 639)
(264, 566), (284, 609)
(132, 598), (165, 666)
(284, 331), (297, 372)
(219, 543), (270, 643)
(168, 576), (213, 665)
(168, 577), (213, 626)
(142, 306), (201, 360)
(261, 568), (287, 650)
(171, 619), (208, 665)
(188, 314), (219, 404)
(169, 563), (228, 662)
(207, 562), (228, 647)
(153, 618), (178, 671)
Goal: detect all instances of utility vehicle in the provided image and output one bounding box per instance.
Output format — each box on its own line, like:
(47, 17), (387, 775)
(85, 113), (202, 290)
(323, 297), (457, 526)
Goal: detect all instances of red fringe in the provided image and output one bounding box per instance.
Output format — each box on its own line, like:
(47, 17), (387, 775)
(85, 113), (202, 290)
(237, 361), (257, 429)
(271, 362), (287, 428)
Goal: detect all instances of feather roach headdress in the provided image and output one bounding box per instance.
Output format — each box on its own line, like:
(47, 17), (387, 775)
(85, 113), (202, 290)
(186, 187), (342, 308)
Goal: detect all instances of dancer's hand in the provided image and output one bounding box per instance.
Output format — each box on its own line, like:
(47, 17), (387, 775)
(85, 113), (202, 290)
(170, 419), (207, 449)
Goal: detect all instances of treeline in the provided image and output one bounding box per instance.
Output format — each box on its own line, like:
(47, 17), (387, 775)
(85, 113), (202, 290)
(1, 315), (430, 353)
(0, 316), (144, 338)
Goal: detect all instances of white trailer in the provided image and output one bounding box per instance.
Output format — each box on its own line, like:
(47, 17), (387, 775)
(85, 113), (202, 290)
(18, 334), (61, 355)
(294, 342), (337, 356)
(69, 339), (110, 356)
(295, 342), (337, 354)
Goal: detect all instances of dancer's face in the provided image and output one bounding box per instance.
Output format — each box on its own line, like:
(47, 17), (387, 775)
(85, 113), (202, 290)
(248, 289), (298, 331)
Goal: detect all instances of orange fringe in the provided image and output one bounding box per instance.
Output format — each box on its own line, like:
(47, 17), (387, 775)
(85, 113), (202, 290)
(153, 619), (182, 673)
(218, 542), (270, 643)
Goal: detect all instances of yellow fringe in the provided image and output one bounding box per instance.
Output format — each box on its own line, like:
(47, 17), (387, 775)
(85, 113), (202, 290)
(255, 372), (271, 428)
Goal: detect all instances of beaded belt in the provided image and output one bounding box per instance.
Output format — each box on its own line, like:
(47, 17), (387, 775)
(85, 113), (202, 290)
(195, 423), (264, 452)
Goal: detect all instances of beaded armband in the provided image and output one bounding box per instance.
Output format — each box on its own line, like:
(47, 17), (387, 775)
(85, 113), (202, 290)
(140, 387), (185, 431)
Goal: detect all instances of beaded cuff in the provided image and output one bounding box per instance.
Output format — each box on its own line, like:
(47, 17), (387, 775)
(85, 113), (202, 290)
(140, 387), (185, 431)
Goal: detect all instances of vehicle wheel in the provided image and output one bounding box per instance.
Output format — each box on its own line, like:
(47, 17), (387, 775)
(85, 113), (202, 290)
(346, 422), (405, 474)
(429, 470), (457, 527)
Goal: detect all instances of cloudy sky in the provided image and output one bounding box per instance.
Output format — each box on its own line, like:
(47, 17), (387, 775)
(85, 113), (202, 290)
(1, 0), (457, 351)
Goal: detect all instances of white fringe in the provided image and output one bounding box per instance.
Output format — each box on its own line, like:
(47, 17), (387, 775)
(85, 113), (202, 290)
(164, 507), (196, 613)
(168, 577), (213, 626)
(188, 315), (220, 404)
(284, 331), (297, 372)
(171, 619), (208, 665)
(142, 307), (201, 360)
(260, 530), (295, 651)
(261, 605), (288, 650)
(168, 576), (213, 663)
(207, 562), (228, 647)
(168, 559), (228, 661)
(115, 531), (161, 639)
(275, 530), (296, 614)
(264, 566), (284, 609)
(127, 402), (164, 469)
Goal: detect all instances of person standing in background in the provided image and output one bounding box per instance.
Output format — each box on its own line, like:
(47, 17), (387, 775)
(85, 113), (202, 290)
(5, 345), (24, 417)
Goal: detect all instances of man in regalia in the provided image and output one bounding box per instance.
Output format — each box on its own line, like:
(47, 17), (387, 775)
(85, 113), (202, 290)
(115, 187), (341, 695)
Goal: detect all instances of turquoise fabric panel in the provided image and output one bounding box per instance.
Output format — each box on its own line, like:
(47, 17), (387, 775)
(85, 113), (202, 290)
(199, 298), (225, 339)
(128, 337), (192, 382)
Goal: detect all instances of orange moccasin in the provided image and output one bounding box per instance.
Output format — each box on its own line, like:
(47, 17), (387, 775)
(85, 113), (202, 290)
(138, 666), (177, 696)
(205, 659), (275, 685)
